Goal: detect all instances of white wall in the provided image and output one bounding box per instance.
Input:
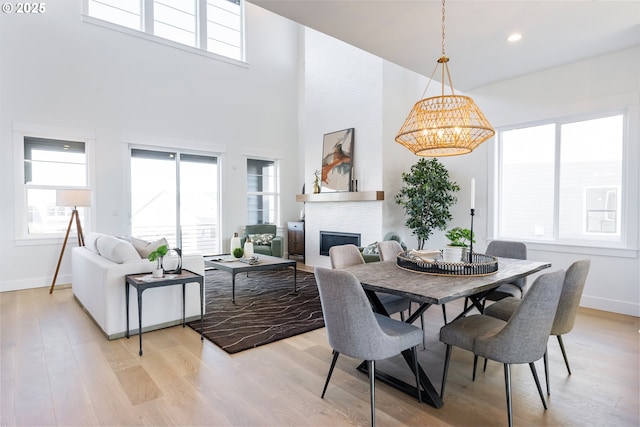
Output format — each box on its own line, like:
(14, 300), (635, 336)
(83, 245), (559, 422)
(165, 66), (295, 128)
(301, 28), (385, 268)
(0, 2), (301, 291)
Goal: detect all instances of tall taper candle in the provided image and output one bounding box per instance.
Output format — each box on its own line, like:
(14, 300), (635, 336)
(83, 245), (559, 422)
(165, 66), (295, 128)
(470, 177), (476, 209)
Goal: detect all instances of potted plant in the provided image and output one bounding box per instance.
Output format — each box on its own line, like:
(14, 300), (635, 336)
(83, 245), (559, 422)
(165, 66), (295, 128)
(444, 227), (475, 262)
(395, 158), (460, 250)
(148, 244), (168, 278)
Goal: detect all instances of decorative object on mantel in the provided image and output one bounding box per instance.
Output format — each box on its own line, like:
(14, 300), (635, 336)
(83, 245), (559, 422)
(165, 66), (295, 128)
(395, 158), (459, 249)
(313, 170), (321, 194)
(397, 250), (498, 277)
(49, 188), (92, 294)
(321, 128), (353, 192)
(395, 0), (494, 157)
(148, 244), (168, 278)
(350, 166), (358, 192)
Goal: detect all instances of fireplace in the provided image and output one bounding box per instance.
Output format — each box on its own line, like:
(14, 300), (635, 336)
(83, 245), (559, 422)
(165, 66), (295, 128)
(319, 231), (361, 256)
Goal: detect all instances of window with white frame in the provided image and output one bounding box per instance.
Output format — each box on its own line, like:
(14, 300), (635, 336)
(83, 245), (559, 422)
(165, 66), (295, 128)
(247, 158), (279, 225)
(23, 137), (89, 236)
(86, 0), (244, 61)
(497, 114), (624, 245)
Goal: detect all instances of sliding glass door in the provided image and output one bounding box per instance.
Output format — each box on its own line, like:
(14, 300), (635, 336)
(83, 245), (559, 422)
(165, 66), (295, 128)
(130, 148), (219, 255)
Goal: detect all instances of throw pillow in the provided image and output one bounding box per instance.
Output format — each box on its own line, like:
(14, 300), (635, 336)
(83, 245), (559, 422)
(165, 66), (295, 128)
(96, 235), (141, 264)
(130, 237), (169, 258)
(249, 233), (273, 246)
(362, 241), (379, 255)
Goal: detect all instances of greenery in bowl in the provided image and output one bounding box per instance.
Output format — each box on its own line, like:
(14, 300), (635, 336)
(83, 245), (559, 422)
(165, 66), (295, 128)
(233, 247), (244, 258)
(445, 227), (475, 247)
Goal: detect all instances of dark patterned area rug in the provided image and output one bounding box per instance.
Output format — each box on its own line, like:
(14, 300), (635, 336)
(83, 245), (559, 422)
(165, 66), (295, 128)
(187, 268), (324, 354)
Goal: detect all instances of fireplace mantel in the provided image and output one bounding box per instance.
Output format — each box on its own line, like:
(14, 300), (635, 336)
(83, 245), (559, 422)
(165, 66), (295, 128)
(296, 191), (384, 203)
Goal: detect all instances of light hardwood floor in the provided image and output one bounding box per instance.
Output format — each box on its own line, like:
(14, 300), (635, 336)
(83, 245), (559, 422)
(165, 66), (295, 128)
(1, 277), (638, 426)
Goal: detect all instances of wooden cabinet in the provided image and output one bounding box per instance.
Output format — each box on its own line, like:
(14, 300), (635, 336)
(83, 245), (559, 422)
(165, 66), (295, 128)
(287, 221), (305, 260)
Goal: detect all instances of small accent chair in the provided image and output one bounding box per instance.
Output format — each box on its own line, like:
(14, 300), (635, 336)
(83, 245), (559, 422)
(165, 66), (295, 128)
(440, 270), (565, 427)
(241, 224), (283, 258)
(484, 259), (590, 394)
(314, 267), (423, 427)
(329, 244), (411, 319)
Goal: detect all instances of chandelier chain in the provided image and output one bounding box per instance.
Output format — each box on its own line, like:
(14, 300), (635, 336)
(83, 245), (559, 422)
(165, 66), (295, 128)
(441, 0), (446, 56)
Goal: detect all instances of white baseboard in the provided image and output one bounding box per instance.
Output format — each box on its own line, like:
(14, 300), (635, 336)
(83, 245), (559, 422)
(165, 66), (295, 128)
(580, 295), (640, 317)
(0, 274), (72, 293)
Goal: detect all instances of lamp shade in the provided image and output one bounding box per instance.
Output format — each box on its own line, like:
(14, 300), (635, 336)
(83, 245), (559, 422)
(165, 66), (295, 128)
(395, 95), (495, 157)
(56, 189), (92, 207)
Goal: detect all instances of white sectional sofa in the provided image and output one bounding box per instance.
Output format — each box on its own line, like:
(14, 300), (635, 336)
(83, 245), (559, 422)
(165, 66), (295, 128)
(72, 233), (204, 339)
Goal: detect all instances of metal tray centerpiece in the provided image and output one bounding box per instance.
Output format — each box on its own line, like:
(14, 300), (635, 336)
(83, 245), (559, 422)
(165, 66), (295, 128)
(396, 250), (498, 276)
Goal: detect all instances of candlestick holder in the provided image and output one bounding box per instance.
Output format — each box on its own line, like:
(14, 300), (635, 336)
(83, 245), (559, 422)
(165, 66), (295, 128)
(468, 208), (475, 263)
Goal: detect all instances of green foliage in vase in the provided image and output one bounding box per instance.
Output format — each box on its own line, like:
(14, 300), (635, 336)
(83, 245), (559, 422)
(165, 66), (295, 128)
(445, 227), (475, 247)
(395, 158), (460, 250)
(148, 245), (168, 269)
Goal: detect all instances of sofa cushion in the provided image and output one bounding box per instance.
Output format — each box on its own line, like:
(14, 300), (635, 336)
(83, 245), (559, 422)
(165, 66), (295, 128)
(130, 237), (169, 258)
(85, 232), (107, 254)
(96, 235), (141, 264)
(249, 233), (273, 246)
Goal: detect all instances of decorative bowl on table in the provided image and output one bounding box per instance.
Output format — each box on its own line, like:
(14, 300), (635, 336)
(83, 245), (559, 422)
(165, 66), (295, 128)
(396, 250), (498, 276)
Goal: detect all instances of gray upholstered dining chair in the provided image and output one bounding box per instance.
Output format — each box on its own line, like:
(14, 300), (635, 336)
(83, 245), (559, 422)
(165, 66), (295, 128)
(484, 259), (590, 395)
(377, 240), (431, 347)
(376, 239), (404, 262)
(462, 240), (528, 314)
(314, 267), (423, 427)
(485, 240), (528, 300)
(329, 244), (411, 320)
(440, 270), (565, 427)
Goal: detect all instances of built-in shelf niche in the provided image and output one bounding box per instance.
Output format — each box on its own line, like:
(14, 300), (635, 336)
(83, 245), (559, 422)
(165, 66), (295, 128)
(296, 191), (384, 203)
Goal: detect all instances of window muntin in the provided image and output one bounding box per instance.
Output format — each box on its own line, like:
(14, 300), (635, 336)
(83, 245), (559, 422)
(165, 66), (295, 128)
(497, 114), (625, 246)
(86, 0), (244, 62)
(23, 137), (88, 235)
(247, 159), (279, 225)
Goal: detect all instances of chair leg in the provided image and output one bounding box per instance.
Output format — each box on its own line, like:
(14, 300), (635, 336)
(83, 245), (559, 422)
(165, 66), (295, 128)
(321, 351), (340, 398)
(400, 311), (405, 322)
(420, 313), (426, 349)
(483, 357), (488, 372)
(557, 335), (572, 375)
(543, 348), (550, 395)
(441, 345), (452, 399)
(368, 360), (376, 427)
(442, 304), (447, 324)
(504, 364), (513, 427)
(529, 362), (548, 410)
(412, 346), (422, 403)
(472, 355), (478, 381)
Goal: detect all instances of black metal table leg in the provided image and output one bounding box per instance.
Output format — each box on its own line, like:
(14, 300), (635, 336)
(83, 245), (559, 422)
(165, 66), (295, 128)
(232, 272), (236, 303)
(182, 283), (186, 326)
(200, 279), (204, 340)
(125, 282), (130, 339)
(137, 288), (143, 356)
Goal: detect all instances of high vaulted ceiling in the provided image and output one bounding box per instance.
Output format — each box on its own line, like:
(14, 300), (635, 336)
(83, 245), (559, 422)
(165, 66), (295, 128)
(248, 0), (640, 91)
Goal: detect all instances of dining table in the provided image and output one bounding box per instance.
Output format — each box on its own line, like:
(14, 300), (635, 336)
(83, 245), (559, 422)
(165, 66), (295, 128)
(339, 256), (552, 409)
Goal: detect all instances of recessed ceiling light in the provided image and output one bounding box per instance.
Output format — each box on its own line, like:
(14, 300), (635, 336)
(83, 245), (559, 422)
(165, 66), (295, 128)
(507, 33), (522, 43)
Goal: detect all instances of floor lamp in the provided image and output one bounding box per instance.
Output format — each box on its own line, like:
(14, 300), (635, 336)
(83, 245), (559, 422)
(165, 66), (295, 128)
(49, 189), (91, 294)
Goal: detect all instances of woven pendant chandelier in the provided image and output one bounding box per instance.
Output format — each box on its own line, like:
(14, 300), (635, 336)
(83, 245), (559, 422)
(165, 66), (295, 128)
(395, 0), (494, 157)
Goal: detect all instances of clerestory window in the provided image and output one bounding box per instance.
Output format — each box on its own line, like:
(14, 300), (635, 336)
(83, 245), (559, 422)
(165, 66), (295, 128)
(85, 0), (245, 62)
